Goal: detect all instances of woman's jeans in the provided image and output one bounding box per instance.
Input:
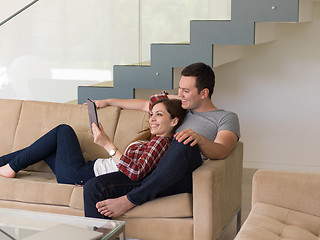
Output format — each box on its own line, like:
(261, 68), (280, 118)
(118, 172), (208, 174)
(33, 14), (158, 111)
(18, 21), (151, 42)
(0, 124), (95, 185)
(83, 139), (202, 218)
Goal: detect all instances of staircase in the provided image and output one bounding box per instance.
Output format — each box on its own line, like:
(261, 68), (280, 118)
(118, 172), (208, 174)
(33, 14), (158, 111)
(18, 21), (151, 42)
(78, 0), (313, 104)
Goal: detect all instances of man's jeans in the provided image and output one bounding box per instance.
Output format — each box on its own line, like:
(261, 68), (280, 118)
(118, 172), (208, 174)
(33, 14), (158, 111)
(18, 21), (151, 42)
(84, 139), (202, 218)
(0, 124), (95, 185)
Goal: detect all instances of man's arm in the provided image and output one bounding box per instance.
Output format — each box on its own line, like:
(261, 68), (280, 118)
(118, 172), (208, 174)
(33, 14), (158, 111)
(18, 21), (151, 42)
(93, 92), (177, 111)
(174, 129), (238, 160)
(94, 98), (149, 112)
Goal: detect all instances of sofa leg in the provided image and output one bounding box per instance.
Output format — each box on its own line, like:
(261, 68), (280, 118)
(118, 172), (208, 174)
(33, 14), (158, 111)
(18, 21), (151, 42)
(217, 207), (242, 240)
(236, 208), (242, 233)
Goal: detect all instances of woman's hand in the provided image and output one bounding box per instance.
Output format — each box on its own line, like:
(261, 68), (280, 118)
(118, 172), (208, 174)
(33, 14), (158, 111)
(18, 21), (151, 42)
(92, 122), (122, 164)
(92, 122), (111, 148)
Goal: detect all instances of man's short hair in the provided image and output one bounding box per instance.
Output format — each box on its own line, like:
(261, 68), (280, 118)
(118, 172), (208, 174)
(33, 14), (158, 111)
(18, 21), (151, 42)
(181, 62), (215, 98)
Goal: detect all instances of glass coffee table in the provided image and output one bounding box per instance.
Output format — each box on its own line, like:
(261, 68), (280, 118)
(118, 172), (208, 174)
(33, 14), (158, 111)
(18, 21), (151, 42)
(0, 207), (125, 240)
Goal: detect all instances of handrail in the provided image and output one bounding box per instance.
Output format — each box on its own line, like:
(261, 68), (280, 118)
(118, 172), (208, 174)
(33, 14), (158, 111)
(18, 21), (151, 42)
(0, 0), (40, 27)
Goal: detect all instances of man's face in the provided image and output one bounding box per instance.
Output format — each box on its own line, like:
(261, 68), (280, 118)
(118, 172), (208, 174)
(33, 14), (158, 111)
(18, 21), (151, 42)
(178, 76), (202, 110)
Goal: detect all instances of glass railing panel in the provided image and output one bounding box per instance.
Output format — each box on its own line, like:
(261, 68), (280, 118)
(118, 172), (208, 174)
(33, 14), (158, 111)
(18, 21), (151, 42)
(141, 0), (209, 63)
(0, 0), (232, 103)
(140, 0), (231, 63)
(0, 0), (140, 103)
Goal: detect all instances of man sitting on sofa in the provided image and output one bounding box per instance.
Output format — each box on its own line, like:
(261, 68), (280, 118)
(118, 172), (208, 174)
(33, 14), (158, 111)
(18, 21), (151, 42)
(83, 62), (240, 218)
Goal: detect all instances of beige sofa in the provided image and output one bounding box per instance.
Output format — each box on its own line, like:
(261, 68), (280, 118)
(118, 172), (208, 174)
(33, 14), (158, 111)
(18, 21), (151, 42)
(235, 169), (320, 240)
(0, 99), (243, 240)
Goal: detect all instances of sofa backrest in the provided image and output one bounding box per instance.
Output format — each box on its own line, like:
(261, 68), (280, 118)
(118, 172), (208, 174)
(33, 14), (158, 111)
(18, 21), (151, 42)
(0, 99), (23, 157)
(252, 169), (320, 217)
(0, 99), (149, 173)
(113, 109), (150, 153)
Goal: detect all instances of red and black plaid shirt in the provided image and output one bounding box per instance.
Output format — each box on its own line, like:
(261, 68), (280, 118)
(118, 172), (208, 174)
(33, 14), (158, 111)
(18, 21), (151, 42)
(118, 136), (172, 181)
(118, 91), (171, 181)
(148, 91), (169, 116)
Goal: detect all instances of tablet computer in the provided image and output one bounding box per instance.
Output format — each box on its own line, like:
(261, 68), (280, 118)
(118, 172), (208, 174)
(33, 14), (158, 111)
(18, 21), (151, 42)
(86, 98), (99, 133)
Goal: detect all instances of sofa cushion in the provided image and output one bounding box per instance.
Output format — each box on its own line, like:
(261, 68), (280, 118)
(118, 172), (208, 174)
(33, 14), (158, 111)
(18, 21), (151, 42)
(0, 177), (72, 206)
(252, 169), (320, 218)
(120, 193), (193, 218)
(0, 171), (192, 217)
(113, 109), (149, 152)
(11, 101), (121, 172)
(235, 203), (320, 240)
(0, 99), (23, 157)
(0, 172), (83, 209)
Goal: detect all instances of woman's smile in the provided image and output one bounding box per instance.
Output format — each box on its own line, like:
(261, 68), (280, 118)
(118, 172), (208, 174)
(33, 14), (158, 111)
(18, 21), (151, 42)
(149, 103), (176, 137)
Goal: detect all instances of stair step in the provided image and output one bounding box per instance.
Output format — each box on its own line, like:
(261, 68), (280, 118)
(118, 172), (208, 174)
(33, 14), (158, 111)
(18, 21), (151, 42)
(214, 45), (246, 67)
(255, 23), (277, 44)
(78, 0), (302, 103)
(299, 0), (313, 22)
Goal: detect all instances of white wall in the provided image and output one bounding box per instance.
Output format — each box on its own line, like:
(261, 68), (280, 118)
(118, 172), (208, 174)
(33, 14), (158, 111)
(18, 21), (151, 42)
(213, 2), (320, 172)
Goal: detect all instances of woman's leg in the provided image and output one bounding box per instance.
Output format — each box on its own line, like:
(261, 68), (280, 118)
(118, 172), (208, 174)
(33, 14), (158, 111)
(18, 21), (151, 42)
(43, 124), (95, 184)
(0, 124), (95, 184)
(0, 126), (67, 177)
(83, 171), (141, 218)
(0, 149), (26, 177)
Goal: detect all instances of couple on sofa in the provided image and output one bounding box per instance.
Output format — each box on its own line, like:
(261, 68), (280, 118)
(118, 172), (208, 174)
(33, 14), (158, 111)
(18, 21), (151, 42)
(0, 62), (240, 218)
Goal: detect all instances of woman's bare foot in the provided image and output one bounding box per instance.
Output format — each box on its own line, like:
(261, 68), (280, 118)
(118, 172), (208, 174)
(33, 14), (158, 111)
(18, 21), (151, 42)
(0, 164), (16, 178)
(96, 195), (135, 218)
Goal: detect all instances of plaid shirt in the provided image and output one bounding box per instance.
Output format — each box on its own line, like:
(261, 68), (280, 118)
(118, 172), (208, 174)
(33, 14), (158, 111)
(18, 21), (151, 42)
(118, 92), (171, 181)
(148, 91), (169, 115)
(118, 136), (172, 181)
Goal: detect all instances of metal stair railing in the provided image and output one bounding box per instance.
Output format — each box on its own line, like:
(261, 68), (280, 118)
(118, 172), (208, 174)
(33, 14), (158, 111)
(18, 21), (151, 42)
(0, 0), (40, 27)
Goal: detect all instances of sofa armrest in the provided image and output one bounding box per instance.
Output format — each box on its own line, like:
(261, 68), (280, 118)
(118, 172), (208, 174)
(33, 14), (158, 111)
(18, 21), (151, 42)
(193, 142), (243, 240)
(252, 169), (320, 217)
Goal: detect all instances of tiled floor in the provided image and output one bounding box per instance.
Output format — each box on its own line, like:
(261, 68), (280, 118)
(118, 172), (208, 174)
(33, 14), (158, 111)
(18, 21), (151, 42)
(220, 168), (258, 240)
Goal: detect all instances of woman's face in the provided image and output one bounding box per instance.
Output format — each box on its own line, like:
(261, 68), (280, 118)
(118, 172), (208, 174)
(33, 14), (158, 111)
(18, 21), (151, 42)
(149, 103), (178, 137)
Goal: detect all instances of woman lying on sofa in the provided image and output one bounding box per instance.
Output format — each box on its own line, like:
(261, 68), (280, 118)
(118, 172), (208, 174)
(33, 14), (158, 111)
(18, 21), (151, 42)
(0, 98), (186, 185)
